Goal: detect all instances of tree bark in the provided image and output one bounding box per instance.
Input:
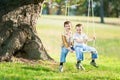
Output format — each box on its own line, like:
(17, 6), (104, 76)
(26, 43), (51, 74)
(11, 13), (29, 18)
(0, 0), (53, 61)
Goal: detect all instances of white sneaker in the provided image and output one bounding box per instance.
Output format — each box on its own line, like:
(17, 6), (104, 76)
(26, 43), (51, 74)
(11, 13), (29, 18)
(59, 65), (63, 72)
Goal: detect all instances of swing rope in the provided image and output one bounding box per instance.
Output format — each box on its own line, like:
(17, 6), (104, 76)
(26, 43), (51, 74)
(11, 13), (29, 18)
(91, 0), (96, 47)
(87, 0), (96, 47)
(65, 0), (70, 21)
(86, 0), (91, 36)
(64, 0), (96, 47)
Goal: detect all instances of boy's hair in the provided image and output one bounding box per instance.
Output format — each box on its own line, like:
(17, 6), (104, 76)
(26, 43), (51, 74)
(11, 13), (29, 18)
(75, 24), (83, 28)
(64, 21), (71, 27)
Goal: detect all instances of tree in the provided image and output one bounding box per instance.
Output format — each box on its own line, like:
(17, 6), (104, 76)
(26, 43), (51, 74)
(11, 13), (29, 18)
(0, 0), (53, 61)
(100, 0), (104, 23)
(94, 0), (120, 18)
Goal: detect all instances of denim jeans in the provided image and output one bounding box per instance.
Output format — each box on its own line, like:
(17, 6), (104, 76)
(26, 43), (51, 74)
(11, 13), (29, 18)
(74, 45), (98, 61)
(60, 47), (69, 63)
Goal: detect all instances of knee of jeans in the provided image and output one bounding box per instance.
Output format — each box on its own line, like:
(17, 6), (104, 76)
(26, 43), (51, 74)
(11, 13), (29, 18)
(62, 49), (68, 54)
(75, 47), (83, 52)
(75, 47), (79, 52)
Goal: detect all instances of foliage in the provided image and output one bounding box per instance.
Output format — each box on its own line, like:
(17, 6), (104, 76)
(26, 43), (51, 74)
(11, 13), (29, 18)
(102, 0), (120, 17)
(42, 0), (120, 17)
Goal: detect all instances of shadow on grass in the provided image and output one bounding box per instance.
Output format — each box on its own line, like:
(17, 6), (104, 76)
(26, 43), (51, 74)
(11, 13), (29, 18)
(83, 63), (120, 72)
(0, 75), (23, 80)
(21, 66), (51, 72)
(72, 75), (116, 80)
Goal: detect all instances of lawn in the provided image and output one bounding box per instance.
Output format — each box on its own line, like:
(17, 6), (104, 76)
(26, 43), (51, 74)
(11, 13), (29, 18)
(0, 15), (120, 80)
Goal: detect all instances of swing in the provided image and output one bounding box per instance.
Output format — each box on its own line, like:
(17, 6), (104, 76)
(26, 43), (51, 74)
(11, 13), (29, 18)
(65, 0), (96, 53)
(82, 0), (96, 53)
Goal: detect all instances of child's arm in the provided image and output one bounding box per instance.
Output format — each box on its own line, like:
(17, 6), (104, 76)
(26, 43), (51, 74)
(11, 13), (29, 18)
(87, 36), (96, 42)
(62, 35), (73, 52)
(62, 35), (69, 48)
(75, 38), (85, 43)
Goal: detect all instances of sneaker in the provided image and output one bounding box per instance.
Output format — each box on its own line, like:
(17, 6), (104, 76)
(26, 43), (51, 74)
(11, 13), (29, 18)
(59, 65), (63, 72)
(90, 61), (98, 68)
(76, 63), (85, 70)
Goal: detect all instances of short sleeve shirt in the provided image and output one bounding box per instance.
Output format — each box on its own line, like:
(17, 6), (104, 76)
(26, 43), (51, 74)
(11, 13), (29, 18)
(73, 32), (88, 47)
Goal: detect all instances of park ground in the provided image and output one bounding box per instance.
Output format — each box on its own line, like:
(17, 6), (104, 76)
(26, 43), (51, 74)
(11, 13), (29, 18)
(0, 15), (120, 80)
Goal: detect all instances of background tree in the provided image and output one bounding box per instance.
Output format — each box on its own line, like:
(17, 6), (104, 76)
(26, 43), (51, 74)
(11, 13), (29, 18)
(100, 0), (104, 23)
(55, 0), (63, 15)
(42, 0), (120, 18)
(0, 0), (53, 61)
(94, 0), (120, 18)
(42, 2), (50, 14)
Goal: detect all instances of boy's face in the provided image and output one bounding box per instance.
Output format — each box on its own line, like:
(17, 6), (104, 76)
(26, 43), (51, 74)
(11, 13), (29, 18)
(76, 26), (83, 33)
(64, 23), (71, 31)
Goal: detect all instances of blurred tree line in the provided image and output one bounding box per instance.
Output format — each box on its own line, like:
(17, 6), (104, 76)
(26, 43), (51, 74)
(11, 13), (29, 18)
(42, 0), (120, 18)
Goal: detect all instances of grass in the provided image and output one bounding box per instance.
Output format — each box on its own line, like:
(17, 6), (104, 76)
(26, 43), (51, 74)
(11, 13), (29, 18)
(0, 15), (120, 80)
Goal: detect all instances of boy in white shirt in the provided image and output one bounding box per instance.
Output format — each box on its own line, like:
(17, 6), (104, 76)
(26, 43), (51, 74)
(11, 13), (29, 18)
(73, 24), (98, 70)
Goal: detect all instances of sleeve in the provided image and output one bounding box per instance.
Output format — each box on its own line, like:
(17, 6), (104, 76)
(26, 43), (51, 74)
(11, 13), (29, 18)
(62, 35), (69, 48)
(83, 33), (88, 40)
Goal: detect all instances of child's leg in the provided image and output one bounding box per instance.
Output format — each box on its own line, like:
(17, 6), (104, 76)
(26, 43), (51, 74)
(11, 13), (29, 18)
(84, 45), (98, 67)
(84, 45), (98, 59)
(60, 47), (69, 65)
(74, 46), (85, 70)
(91, 52), (98, 59)
(74, 46), (84, 61)
(59, 47), (69, 72)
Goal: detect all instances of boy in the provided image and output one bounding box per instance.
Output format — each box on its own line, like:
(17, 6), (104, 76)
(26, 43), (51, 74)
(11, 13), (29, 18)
(59, 21), (74, 72)
(73, 24), (98, 70)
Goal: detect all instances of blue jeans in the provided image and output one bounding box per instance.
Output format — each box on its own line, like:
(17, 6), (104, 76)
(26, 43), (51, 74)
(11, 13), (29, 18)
(60, 47), (69, 63)
(74, 45), (98, 61)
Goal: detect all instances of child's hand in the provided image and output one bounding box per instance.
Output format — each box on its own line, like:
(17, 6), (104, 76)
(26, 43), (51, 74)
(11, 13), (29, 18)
(68, 47), (73, 53)
(70, 49), (73, 53)
(93, 36), (96, 40)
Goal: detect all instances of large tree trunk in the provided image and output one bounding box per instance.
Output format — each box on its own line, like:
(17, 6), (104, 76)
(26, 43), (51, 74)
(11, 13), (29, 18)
(0, 0), (53, 61)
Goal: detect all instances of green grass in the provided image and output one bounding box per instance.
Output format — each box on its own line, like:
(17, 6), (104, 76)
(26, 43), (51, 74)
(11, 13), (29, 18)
(0, 15), (120, 80)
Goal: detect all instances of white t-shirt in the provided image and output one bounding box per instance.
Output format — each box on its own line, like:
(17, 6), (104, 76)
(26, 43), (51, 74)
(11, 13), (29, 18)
(73, 32), (88, 47)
